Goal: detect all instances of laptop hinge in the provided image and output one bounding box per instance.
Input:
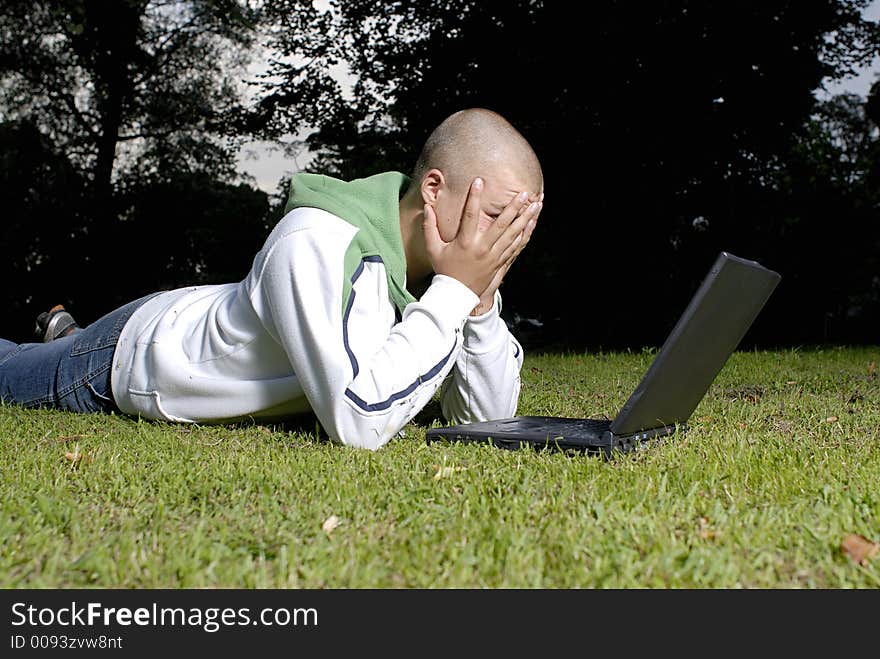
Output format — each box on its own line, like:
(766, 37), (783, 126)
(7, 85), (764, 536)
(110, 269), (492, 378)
(602, 423), (687, 457)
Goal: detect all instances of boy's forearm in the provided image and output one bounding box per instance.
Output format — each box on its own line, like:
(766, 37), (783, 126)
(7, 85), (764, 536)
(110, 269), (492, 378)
(441, 292), (524, 423)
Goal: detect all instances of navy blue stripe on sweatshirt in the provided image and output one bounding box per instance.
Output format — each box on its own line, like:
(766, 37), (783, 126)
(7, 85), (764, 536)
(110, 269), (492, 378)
(345, 340), (457, 412)
(342, 255), (385, 379)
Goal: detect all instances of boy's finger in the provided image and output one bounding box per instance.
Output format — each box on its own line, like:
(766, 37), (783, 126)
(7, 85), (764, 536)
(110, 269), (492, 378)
(458, 177), (483, 242)
(498, 201), (540, 249)
(422, 204), (444, 255)
(489, 191), (529, 236)
(499, 231), (525, 264)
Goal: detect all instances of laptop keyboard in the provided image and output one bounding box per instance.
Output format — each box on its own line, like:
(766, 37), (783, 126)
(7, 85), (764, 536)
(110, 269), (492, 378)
(496, 417), (610, 434)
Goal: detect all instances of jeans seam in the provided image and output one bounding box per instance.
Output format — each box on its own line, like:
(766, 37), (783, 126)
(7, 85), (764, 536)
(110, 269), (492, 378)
(56, 360), (112, 400)
(70, 337), (118, 356)
(0, 345), (24, 367)
(19, 392), (55, 407)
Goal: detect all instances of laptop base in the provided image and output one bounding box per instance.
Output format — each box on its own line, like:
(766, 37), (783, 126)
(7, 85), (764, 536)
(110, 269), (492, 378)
(425, 416), (683, 458)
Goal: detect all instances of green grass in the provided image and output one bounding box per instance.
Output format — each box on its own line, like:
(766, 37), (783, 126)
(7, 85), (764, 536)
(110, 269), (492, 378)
(1, 346), (879, 588)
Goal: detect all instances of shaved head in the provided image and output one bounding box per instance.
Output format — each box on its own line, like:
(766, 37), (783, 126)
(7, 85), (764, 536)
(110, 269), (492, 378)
(413, 108), (543, 194)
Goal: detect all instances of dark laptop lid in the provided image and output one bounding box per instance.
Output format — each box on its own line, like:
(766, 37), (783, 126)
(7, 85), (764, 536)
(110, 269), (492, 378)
(609, 252), (781, 436)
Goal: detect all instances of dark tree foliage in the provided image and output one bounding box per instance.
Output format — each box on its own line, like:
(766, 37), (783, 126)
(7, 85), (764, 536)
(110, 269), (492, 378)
(110, 175), (270, 294)
(0, 0), (269, 339)
(0, 0), (255, 188)
(762, 92), (880, 344)
(256, 0), (880, 349)
(2, 1), (878, 348)
(0, 122), (88, 326)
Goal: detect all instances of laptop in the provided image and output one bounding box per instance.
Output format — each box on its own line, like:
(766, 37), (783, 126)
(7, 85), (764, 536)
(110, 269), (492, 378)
(425, 251), (781, 457)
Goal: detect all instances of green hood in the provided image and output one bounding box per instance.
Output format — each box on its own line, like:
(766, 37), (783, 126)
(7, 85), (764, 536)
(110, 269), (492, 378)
(284, 171), (416, 316)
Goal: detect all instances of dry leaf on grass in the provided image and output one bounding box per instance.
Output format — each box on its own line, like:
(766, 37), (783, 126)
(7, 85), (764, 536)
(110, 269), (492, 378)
(322, 515), (341, 535)
(697, 517), (716, 540)
(825, 416), (839, 423)
(841, 533), (879, 566)
(63, 450), (92, 465)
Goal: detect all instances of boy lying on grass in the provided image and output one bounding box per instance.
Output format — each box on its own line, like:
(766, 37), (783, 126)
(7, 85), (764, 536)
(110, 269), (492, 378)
(0, 108), (544, 450)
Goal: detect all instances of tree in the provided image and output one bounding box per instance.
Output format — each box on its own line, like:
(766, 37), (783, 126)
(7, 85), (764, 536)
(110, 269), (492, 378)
(254, 0), (880, 348)
(0, 0), (257, 190)
(0, 121), (87, 329)
(764, 92), (880, 344)
(0, 0), (267, 337)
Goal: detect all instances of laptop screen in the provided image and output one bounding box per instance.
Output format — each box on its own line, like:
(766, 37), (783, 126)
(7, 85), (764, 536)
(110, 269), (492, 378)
(610, 252), (781, 436)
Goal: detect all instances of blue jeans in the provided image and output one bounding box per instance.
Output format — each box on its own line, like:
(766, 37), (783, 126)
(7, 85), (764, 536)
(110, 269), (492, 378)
(0, 293), (158, 414)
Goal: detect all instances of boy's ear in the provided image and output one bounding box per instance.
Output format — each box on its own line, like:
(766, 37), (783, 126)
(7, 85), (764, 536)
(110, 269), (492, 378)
(420, 168), (445, 205)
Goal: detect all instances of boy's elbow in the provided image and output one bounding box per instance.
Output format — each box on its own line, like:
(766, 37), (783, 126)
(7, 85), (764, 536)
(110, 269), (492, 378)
(327, 398), (415, 450)
(331, 423), (395, 451)
(341, 436), (384, 451)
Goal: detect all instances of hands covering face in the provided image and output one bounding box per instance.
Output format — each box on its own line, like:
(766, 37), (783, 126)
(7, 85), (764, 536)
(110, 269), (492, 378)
(422, 178), (543, 315)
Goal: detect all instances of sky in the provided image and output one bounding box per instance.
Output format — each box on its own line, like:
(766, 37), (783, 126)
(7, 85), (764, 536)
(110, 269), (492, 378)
(235, 2), (880, 194)
(820, 0), (880, 98)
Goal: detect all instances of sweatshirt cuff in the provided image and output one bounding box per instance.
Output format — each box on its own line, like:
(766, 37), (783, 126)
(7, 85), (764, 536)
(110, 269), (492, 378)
(462, 290), (507, 351)
(419, 274), (480, 327)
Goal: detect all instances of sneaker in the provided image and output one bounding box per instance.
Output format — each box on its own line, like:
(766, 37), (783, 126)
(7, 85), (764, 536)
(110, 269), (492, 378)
(35, 305), (79, 342)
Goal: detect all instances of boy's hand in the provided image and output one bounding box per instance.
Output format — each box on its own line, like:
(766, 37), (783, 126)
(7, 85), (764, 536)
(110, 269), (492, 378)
(471, 192), (543, 316)
(422, 178), (542, 305)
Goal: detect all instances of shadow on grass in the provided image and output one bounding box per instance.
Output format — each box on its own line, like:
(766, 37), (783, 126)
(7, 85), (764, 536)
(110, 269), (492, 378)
(411, 399), (445, 427)
(189, 398), (449, 449)
(201, 412), (332, 447)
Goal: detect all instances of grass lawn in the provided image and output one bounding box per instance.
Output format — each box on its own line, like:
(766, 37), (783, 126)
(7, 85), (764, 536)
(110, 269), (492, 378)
(1, 346), (878, 588)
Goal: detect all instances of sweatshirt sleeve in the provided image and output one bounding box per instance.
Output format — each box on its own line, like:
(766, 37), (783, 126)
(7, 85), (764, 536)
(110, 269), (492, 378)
(439, 290), (525, 424)
(249, 217), (479, 450)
